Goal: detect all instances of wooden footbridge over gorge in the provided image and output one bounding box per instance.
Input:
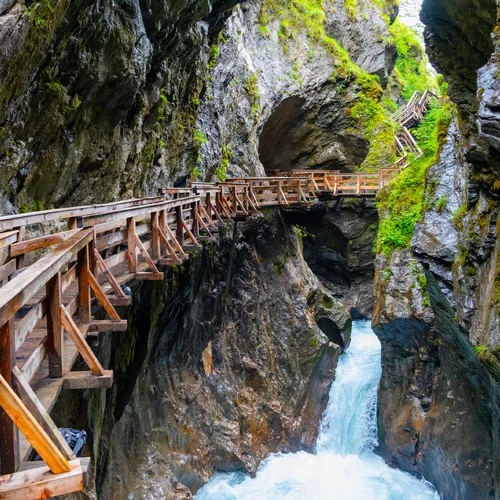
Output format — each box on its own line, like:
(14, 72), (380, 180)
(0, 169), (399, 498)
(0, 91), (434, 500)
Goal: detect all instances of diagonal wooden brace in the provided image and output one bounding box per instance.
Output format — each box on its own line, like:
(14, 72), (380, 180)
(86, 268), (121, 321)
(60, 305), (105, 377)
(0, 374), (71, 474)
(92, 248), (125, 298)
(134, 234), (160, 275)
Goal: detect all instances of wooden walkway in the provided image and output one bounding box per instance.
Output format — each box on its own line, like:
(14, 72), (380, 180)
(0, 170), (399, 498)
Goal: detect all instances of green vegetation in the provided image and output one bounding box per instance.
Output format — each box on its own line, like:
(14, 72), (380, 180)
(386, 20), (437, 101)
(44, 79), (62, 92)
(243, 73), (260, 116)
(344, 0), (358, 20)
(435, 195), (447, 213)
(215, 143), (233, 181)
(376, 97), (452, 256)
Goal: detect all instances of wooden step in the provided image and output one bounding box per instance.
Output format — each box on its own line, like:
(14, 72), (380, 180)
(107, 296), (132, 307)
(135, 272), (164, 281)
(183, 245), (203, 252)
(88, 320), (128, 332)
(63, 370), (113, 389)
(158, 258), (183, 266)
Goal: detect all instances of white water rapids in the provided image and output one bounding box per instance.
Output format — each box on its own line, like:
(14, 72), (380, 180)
(195, 321), (439, 500)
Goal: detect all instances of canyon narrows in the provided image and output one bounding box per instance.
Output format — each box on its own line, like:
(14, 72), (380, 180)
(0, 0), (499, 499)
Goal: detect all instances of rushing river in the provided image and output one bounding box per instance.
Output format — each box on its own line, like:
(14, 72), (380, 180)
(196, 321), (439, 500)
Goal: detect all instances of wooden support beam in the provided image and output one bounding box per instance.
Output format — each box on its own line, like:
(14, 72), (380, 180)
(0, 374), (70, 474)
(0, 261), (16, 283)
(0, 320), (19, 474)
(163, 223), (187, 258)
(175, 206), (184, 247)
(11, 367), (76, 461)
(77, 246), (91, 325)
(192, 202), (200, 238)
(180, 218), (201, 248)
(127, 217), (137, 273)
(60, 306), (105, 377)
(107, 296), (132, 307)
(46, 273), (64, 378)
(0, 458), (88, 499)
(151, 212), (160, 260)
(63, 370), (113, 389)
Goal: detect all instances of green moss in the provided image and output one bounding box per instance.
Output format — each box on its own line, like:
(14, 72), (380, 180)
(243, 73), (260, 116)
(386, 20), (437, 101)
(344, 0), (358, 20)
(215, 143), (233, 181)
(435, 195), (447, 213)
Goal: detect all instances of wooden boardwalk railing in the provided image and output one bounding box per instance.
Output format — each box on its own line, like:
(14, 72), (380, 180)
(0, 168), (399, 498)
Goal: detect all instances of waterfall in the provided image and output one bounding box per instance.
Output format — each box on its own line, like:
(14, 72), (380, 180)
(195, 321), (439, 500)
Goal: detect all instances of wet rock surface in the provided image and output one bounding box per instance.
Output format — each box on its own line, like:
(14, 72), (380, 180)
(83, 209), (348, 498)
(284, 198), (378, 319)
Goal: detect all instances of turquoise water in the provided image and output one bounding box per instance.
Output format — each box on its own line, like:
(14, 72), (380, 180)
(196, 321), (439, 500)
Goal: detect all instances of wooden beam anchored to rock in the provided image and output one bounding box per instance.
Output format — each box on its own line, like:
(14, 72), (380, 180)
(0, 458), (89, 499)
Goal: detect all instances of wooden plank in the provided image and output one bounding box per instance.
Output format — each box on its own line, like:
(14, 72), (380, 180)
(0, 230), (93, 327)
(11, 367), (75, 461)
(0, 196), (166, 231)
(0, 374), (70, 474)
(46, 273), (64, 378)
(21, 338), (47, 384)
(10, 230), (81, 258)
(0, 319), (19, 474)
(63, 370), (113, 389)
(60, 306), (105, 377)
(82, 196), (200, 227)
(0, 260), (16, 283)
(61, 263), (77, 294)
(88, 320), (127, 332)
(0, 232), (19, 251)
(0, 458), (88, 499)
(15, 299), (46, 351)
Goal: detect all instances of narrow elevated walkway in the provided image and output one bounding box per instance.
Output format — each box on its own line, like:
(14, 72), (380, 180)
(0, 170), (402, 497)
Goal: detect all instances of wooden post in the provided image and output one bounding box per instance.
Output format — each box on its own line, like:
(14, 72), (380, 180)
(357, 176), (361, 196)
(176, 206), (184, 247)
(159, 209), (167, 255)
(13, 227), (25, 271)
(68, 217), (78, 230)
(127, 217), (137, 273)
(206, 193), (213, 220)
(46, 272), (64, 378)
(0, 319), (19, 474)
(77, 246), (91, 324)
(192, 202), (199, 238)
(151, 212), (160, 260)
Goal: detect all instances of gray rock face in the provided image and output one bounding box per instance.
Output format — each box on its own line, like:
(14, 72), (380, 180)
(283, 198), (378, 319)
(83, 209), (349, 497)
(374, 6), (500, 494)
(325, 0), (398, 87)
(420, 0), (497, 110)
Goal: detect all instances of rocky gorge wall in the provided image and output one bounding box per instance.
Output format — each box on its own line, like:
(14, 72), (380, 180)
(373, 1), (500, 498)
(57, 209), (351, 498)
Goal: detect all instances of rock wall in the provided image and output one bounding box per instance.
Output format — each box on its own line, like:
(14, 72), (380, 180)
(373, 1), (500, 497)
(0, 0), (398, 211)
(283, 198), (379, 319)
(67, 209), (351, 498)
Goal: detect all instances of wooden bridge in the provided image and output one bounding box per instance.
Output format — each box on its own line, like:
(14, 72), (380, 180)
(0, 169), (398, 498)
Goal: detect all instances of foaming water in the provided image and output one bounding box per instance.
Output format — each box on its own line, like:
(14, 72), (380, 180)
(196, 321), (439, 500)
